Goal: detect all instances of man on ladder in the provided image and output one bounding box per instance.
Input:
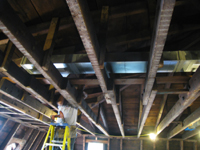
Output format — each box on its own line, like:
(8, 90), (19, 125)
(51, 95), (78, 150)
(42, 95), (78, 150)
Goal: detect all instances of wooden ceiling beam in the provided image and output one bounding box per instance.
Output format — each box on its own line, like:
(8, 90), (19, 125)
(142, 0), (176, 105)
(66, 0), (123, 136)
(69, 76), (189, 86)
(0, 0), (108, 136)
(155, 73), (173, 130)
(167, 106), (200, 139)
(156, 66), (200, 135)
(182, 126), (200, 140)
(138, 90), (157, 137)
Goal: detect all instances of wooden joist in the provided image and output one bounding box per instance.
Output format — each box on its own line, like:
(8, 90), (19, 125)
(0, 41), (57, 110)
(182, 126), (200, 140)
(0, 78), (57, 118)
(156, 66), (200, 135)
(0, 93), (50, 125)
(0, 0), (108, 136)
(155, 73), (173, 130)
(30, 132), (46, 150)
(22, 129), (40, 150)
(143, 0), (176, 105)
(167, 106), (200, 139)
(66, 0), (123, 136)
(138, 90), (157, 137)
(70, 76), (189, 85)
(0, 123), (20, 150)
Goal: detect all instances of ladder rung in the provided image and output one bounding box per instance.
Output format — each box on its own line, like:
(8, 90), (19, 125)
(51, 140), (68, 144)
(45, 143), (64, 147)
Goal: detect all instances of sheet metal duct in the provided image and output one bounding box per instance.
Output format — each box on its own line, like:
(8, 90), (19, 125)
(20, 51), (200, 77)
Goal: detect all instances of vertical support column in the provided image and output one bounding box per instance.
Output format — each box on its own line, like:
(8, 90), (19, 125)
(153, 142), (156, 150)
(180, 141), (183, 150)
(107, 138), (110, 150)
(194, 142), (197, 150)
(166, 141), (169, 150)
(140, 140), (143, 150)
(83, 135), (85, 150)
(120, 139), (123, 150)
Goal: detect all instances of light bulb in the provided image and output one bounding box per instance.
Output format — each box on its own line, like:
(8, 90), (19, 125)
(149, 133), (157, 140)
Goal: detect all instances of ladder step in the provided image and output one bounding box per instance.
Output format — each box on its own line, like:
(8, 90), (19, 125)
(51, 140), (68, 144)
(45, 143), (64, 147)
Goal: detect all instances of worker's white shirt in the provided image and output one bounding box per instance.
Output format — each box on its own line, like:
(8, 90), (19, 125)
(56, 105), (77, 126)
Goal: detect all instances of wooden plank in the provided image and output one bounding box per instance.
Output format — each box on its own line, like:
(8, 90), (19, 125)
(22, 130), (40, 150)
(0, 93), (50, 125)
(0, 43), (57, 110)
(0, 123), (20, 149)
(180, 141), (183, 150)
(138, 90), (157, 137)
(83, 135), (85, 150)
(66, 0), (121, 136)
(77, 119), (95, 136)
(0, 119), (9, 133)
(156, 67), (200, 135)
(143, 0), (176, 105)
(100, 104), (108, 131)
(42, 17), (59, 71)
(36, 135), (45, 150)
(138, 84), (144, 129)
(84, 134), (197, 142)
(70, 77), (189, 85)
(155, 73), (173, 130)
(30, 132), (46, 150)
(99, 6), (109, 69)
(0, 0), (107, 136)
(167, 141), (169, 150)
(140, 140), (143, 150)
(156, 76), (190, 84)
(156, 89), (189, 95)
(168, 107), (200, 139)
(0, 78), (57, 118)
(107, 138), (110, 150)
(194, 142), (197, 150)
(182, 126), (200, 140)
(96, 104), (101, 124)
(120, 139), (123, 150)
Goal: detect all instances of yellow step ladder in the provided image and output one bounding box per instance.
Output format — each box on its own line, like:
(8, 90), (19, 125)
(42, 123), (71, 150)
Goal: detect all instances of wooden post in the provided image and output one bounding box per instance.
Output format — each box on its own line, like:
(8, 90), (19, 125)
(107, 138), (110, 150)
(180, 141), (183, 150)
(166, 141), (169, 150)
(194, 142), (197, 150)
(83, 135), (85, 150)
(140, 140), (143, 150)
(120, 139), (123, 150)
(153, 141), (156, 150)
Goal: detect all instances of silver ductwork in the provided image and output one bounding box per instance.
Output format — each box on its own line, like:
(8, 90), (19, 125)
(20, 51), (200, 77)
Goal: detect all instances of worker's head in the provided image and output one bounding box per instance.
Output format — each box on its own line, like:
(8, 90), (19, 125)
(57, 95), (64, 106)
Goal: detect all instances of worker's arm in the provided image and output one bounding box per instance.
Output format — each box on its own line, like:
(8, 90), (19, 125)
(51, 111), (64, 121)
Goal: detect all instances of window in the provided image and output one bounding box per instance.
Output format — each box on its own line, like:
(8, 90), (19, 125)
(88, 142), (104, 150)
(6, 143), (17, 150)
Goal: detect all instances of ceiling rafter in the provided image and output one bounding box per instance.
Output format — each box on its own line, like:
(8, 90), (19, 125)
(0, 0), (108, 136)
(156, 66), (200, 135)
(143, 0), (176, 105)
(138, 0), (176, 137)
(65, 0), (124, 136)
